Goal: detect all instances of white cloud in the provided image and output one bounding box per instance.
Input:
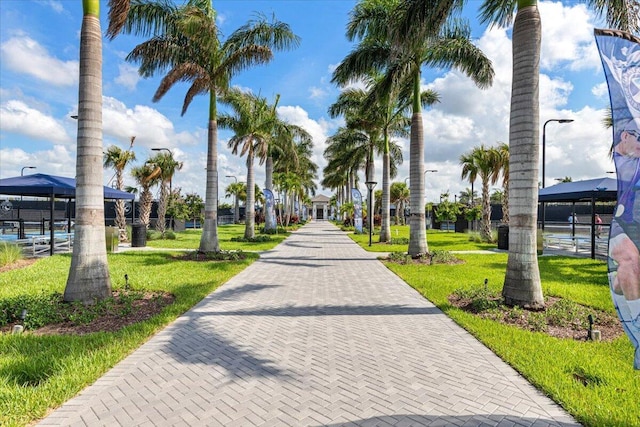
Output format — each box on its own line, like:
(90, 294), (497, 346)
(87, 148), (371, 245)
(592, 82), (609, 99)
(114, 63), (140, 90)
(309, 86), (327, 99)
(0, 36), (78, 86)
(102, 96), (200, 150)
(0, 145), (75, 178)
(0, 100), (70, 143)
(539, 2), (600, 71)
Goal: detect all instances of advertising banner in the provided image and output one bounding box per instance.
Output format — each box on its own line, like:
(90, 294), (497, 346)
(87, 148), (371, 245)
(595, 28), (640, 369)
(352, 188), (363, 233)
(263, 189), (276, 229)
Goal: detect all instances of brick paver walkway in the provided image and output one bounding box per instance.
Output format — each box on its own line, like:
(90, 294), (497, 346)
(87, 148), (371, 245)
(38, 221), (579, 426)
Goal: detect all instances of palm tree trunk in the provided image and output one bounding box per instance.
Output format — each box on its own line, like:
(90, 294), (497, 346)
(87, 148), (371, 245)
(245, 154), (255, 239)
(114, 170), (127, 241)
(379, 149), (391, 242)
(264, 156), (276, 231)
(502, 3), (544, 308)
(199, 93), (220, 253)
(408, 71), (428, 256)
(64, 0), (111, 303)
(481, 177), (492, 240)
(139, 188), (152, 227)
(156, 180), (168, 235)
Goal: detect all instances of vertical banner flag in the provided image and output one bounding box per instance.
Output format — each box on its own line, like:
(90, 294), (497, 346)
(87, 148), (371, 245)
(263, 189), (276, 228)
(352, 188), (363, 233)
(595, 28), (640, 369)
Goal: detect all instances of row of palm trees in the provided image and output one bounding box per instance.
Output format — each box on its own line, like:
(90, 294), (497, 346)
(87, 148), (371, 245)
(321, 0), (636, 309)
(67, 0), (636, 309)
(66, 0), (304, 303)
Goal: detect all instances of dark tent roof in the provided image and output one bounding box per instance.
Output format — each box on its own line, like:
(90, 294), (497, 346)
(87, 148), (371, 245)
(538, 177), (617, 202)
(0, 173), (135, 200)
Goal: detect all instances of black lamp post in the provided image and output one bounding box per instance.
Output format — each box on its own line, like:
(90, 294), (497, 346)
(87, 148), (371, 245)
(541, 119), (573, 230)
(365, 181), (377, 246)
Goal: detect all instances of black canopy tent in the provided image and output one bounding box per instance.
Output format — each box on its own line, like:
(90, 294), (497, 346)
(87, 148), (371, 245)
(538, 177), (617, 259)
(0, 173), (135, 255)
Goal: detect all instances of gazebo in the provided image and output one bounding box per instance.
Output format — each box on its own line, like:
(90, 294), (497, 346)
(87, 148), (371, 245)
(0, 173), (134, 255)
(538, 177), (617, 259)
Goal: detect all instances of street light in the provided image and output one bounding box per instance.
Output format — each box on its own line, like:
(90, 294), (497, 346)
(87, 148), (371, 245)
(226, 175), (239, 223)
(21, 166), (36, 176)
(541, 119), (573, 231)
(542, 119), (573, 189)
(365, 181), (377, 247)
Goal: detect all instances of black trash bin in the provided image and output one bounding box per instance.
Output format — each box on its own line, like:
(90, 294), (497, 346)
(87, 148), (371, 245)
(497, 225), (509, 250)
(131, 223), (147, 247)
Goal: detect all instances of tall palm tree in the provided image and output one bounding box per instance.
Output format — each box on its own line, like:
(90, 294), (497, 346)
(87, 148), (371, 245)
(148, 151), (182, 236)
(334, 0), (494, 256)
(64, 0), (130, 304)
(131, 163), (160, 228)
(219, 88), (274, 239)
(117, 0), (299, 252)
(479, 0), (636, 307)
(460, 145), (498, 242)
(103, 137), (136, 242)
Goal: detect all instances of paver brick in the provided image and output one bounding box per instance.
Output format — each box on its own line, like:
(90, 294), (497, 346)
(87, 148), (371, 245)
(36, 222), (579, 426)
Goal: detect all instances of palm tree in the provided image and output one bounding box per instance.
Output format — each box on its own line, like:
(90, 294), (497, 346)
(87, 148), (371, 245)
(334, 0), (494, 256)
(219, 88), (275, 239)
(148, 151), (182, 236)
(103, 137), (136, 242)
(390, 181), (410, 225)
(64, 0), (130, 304)
(491, 142), (509, 224)
(225, 181), (245, 224)
(460, 145), (499, 242)
(118, 0), (299, 252)
(479, 0), (636, 307)
(131, 163), (160, 228)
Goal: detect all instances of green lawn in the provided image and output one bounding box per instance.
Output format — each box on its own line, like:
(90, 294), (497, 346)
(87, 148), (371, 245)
(383, 252), (639, 427)
(2, 225), (638, 426)
(348, 224), (496, 252)
(146, 224), (290, 251)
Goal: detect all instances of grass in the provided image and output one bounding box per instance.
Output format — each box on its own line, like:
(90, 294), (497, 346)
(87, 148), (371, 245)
(383, 253), (639, 427)
(347, 224), (496, 252)
(145, 225), (290, 251)
(0, 224), (274, 427)
(0, 242), (23, 267)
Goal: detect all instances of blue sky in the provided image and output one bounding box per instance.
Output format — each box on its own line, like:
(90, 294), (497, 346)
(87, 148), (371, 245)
(0, 0), (616, 204)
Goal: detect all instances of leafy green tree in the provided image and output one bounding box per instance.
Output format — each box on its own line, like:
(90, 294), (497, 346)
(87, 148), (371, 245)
(119, 0), (299, 252)
(225, 181), (245, 224)
(435, 193), (460, 233)
(183, 193), (205, 228)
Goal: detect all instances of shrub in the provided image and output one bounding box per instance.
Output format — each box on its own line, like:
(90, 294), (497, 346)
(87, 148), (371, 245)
(430, 250), (459, 264)
(390, 237), (410, 245)
(231, 235), (272, 243)
(388, 251), (411, 264)
(0, 241), (23, 267)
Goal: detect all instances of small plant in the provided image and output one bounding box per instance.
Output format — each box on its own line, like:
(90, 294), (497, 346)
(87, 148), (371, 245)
(451, 287), (502, 312)
(0, 241), (23, 267)
(527, 311), (548, 332)
(388, 251), (411, 264)
(163, 230), (176, 240)
(231, 235), (272, 242)
(430, 250), (459, 264)
(390, 237), (409, 245)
